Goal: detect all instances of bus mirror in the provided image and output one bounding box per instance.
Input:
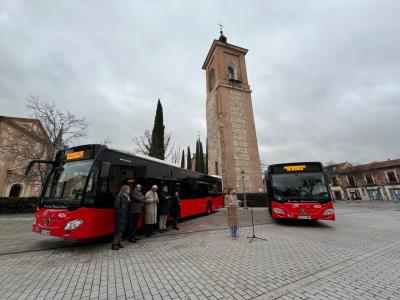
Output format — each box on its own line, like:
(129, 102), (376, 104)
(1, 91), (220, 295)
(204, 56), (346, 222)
(100, 162), (111, 178)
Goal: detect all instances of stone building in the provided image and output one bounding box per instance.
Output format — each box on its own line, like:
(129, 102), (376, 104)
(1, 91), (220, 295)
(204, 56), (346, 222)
(0, 116), (52, 197)
(325, 160), (400, 201)
(202, 31), (264, 193)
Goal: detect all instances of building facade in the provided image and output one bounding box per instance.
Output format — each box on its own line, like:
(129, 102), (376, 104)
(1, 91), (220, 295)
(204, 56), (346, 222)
(325, 160), (400, 201)
(0, 116), (52, 197)
(202, 32), (264, 193)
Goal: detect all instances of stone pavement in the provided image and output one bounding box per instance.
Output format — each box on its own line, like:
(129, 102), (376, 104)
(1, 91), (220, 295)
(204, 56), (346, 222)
(1, 202), (400, 299)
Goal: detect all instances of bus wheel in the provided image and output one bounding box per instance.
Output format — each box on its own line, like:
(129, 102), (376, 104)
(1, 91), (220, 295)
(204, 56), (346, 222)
(206, 202), (212, 215)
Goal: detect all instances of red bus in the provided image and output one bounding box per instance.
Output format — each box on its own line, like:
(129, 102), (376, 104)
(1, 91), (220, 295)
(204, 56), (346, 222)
(26, 144), (223, 239)
(266, 162), (335, 221)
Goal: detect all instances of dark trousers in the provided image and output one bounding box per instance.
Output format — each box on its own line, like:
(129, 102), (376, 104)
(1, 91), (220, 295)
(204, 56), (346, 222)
(145, 223), (155, 235)
(129, 213), (141, 239)
(173, 217), (179, 228)
(112, 231), (123, 246)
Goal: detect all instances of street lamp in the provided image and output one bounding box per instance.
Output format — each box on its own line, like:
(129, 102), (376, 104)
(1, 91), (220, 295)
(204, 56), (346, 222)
(241, 170), (248, 210)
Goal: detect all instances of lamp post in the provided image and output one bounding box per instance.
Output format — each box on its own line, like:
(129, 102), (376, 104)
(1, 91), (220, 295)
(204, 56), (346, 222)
(241, 170), (248, 210)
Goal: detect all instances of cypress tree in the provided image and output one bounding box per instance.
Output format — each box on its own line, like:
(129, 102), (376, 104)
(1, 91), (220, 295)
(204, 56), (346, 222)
(195, 139), (200, 172)
(180, 150), (185, 168)
(199, 140), (205, 173)
(186, 146), (192, 170)
(149, 99), (165, 160)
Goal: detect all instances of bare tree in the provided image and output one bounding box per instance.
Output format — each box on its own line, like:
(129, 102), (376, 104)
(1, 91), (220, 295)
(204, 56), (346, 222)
(26, 95), (88, 148)
(0, 95), (89, 189)
(133, 130), (172, 159)
(101, 137), (112, 146)
(168, 145), (181, 165)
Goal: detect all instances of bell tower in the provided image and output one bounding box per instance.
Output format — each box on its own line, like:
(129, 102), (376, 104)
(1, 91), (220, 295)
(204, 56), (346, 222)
(202, 31), (264, 193)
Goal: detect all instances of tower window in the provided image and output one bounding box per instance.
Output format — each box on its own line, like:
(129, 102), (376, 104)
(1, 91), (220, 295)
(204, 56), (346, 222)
(208, 68), (215, 92)
(228, 64), (237, 80)
(215, 162), (219, 175)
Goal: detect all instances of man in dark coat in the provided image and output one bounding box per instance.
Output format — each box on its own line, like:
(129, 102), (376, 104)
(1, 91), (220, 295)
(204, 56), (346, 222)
(112, 185), (131, 250)
(170, 191), (181, 230)
(128, 184), (145, 243)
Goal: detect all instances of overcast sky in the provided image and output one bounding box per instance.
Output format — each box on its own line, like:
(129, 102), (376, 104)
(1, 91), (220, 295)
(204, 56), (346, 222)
(1, 0), (399, 166)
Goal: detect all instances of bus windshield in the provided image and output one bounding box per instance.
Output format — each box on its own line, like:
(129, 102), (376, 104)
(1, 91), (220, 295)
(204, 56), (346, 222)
(43, 160), (94, 208)
(271, 172), (330, 202)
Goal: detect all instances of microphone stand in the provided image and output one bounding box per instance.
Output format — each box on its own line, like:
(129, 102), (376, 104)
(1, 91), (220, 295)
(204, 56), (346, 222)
(247, 206), (267, 243)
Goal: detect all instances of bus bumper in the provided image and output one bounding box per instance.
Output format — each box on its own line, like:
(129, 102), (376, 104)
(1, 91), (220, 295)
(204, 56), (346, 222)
(271, 202), (335, 221)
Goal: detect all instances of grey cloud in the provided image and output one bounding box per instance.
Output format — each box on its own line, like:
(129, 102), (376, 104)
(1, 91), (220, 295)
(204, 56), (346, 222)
(1, 0), (399, 166)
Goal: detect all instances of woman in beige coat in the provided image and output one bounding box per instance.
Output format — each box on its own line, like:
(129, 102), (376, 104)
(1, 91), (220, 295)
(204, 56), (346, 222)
(224, 188), (239, 238)
(144, 185), (159, 237)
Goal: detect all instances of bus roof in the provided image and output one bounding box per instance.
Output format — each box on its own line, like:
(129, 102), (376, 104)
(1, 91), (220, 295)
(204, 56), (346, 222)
(68, 144), (216, 178)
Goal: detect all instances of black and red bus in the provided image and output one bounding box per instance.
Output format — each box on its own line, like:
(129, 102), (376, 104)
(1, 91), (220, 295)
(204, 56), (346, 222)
(26, 144), (223, 239)
(265, 162), (335, 221)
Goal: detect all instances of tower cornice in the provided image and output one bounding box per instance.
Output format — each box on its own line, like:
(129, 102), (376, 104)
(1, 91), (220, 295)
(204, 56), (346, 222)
(202, 40), (248, 70)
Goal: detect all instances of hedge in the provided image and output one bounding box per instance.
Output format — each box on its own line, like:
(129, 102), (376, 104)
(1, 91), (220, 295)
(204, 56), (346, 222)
(236, 193), (267, 207)
(0, 197), (39, 214)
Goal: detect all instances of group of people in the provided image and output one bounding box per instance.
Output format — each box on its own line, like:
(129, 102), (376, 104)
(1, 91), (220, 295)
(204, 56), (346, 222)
(112, 184), (181, 250)
(112, 184), (241, 249)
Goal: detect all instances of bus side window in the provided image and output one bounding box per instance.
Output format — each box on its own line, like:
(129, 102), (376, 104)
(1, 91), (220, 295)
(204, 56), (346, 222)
(95, 164), (120, 208)
(199, 183), (209, 197)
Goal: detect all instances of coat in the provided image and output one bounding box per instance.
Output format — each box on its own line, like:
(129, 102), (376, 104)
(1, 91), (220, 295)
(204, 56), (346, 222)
(144, 190), (158, 224)
(224, 195), (239, 227)
(114, 194), (130, 234)
(159, 191), (172, 215)
(170, 194), (181, 218)
(129, 190), (145, 214)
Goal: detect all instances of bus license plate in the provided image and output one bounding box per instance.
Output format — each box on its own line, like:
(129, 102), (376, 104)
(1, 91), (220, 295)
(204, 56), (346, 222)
(41, 229), (51, 236)
(298, 216), (311, 220)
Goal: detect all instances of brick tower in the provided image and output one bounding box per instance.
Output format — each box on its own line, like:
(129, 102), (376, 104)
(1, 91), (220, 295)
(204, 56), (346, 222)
(202, 31), (264, 193)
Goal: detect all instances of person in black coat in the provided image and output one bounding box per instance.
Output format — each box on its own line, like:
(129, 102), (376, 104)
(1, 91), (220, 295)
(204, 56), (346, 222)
(112, 185), (131, 250)
(170, 191), (181, 230)
(158, 186), (171, 233)
(128, 184), (145, 243)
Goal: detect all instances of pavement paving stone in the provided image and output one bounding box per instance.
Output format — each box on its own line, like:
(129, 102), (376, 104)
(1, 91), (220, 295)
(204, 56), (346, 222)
(1, 203), (400, 299)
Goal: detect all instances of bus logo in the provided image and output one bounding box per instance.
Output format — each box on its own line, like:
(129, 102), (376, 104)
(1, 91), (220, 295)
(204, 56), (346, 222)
(300, 209), (306, 214)
(284, 165), (306, 172)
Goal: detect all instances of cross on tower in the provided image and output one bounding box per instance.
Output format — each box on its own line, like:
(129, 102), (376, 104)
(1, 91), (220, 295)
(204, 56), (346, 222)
(218, 23), (223, 33)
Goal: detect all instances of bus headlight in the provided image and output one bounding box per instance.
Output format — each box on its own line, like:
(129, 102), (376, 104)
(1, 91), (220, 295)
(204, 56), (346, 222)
(273, 208), (285, 215)
(323, 209), (334, 216)
(64, 219), (84, 230)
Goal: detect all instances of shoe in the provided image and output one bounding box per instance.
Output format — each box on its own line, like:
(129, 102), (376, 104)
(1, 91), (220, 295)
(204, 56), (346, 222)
(111, 244), (119, 250)
(159, 230), (164, 233)
(164, 229), (169, 232)
(128, 238), (137, 243)
(173, 227), (179, 230)
(145, 233), (151, 237)
(118, 243), (124, 248)
(134, 237), (141, 241)
(150, 232), (155, 235)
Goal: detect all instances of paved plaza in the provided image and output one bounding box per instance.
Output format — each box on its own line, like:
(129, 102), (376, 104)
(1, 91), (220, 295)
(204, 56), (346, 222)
(1, 202), (400, 299)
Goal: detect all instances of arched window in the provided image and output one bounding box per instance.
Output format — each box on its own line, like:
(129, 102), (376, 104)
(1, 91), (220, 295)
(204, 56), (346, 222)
(9, 184), (22, 197)
(228, 64), (237, 80)
(208, 68), (215, 92)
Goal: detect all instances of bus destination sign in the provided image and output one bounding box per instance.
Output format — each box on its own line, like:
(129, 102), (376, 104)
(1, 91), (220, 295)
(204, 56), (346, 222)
(283, 165), (306, 172)
(66, 151), (85, 161)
